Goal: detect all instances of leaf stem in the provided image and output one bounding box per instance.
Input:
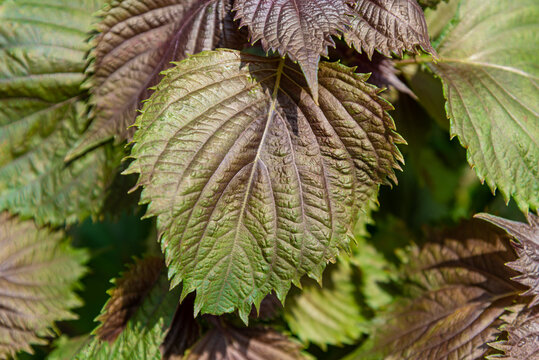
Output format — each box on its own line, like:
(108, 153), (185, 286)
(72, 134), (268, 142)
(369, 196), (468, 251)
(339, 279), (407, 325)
(393, 55), (436, 68)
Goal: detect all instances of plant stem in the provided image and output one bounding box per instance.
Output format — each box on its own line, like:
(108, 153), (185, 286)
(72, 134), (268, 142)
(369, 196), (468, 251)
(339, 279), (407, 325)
(394, 55), (436, 67)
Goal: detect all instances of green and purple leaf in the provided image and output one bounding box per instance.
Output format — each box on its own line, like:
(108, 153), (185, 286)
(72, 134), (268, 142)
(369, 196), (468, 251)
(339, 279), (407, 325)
(125, 49), (403, 321)
(0, 212), (88, 358)
(185, 323), (304, 360)
(378, 219), (524, 360)
(67, 0), (248, 159)
(430, 0), (539, 213)
(0, 0), (115, 226)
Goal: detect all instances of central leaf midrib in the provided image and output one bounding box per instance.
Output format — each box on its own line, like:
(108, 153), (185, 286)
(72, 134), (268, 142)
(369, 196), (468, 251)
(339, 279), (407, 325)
(216, 58), (286, 305)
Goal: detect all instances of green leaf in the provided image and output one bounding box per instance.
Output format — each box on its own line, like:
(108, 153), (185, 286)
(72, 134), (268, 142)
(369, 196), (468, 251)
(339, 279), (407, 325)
(0, 212), (88, 358)
(185, 324), (305, 360)
(377, 219), (525, 360)
(125, 49), (403, 321)
(476, 212), (539, 307)
(0, 0), (116, 226)
(48, 335), (91, 360)
(66, 0), (247, 160)
(417, 0), (447, 9)
(430, 0), (539, 212)
(75, 264), (180, 360)
(284, 255), (368, 349)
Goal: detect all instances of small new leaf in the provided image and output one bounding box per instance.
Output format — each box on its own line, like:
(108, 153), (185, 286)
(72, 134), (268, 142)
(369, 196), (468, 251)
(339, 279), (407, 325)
(185, 325), (304, 360)
(233, 0), (350, 103)
(67, 0), (247, 159)
(476, 213), (539, 307)
(379, 219), (524, 360)
(344, 0), (436, 58)
(0, 212), (88, 358)
(430, 0), (539, 212)
(125, 49), (403, 321)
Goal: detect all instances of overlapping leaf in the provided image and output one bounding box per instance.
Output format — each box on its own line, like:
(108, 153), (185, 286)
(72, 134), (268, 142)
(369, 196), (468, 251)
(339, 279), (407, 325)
(344, 0), (435, 58)
(378, 219), (524, 360)
(185, 324), (304, 360)
(476, 213), (539, 306)
(125, 49), (403, 321)
(0, 0), (116, 226)
(67, 0), (247, 159)
(0, 212), (88, 358)
(75, 264), (181, 360)
(430, 0), (539, 212)
(233, 0), (349, 103)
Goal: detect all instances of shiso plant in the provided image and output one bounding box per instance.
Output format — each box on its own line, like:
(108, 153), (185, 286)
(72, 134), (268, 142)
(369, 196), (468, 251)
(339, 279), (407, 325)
(0, 0), (537, 359)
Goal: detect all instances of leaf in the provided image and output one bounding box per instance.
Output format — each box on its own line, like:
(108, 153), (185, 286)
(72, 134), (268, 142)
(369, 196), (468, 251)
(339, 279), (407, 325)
(0, 0), (117, 226)
(233, 0), (350, 103)
(161, 293), (200, 360)
(378, 219), (525, 360)
(75, 266), (181, 360)
(284, 255), (367, 349)
(48, 335), (92, 360)
(185, 324), (304, 360)
(96, 256), (164, 342)
(344, 0), (436, 58)
(66, 0), (247, 160)
(125, 49), (403, 321)
(430, 0), (539, 212)
(0, 212), (88, 358)
(489, 305), (539, 360)
(476, 213), (539, 307)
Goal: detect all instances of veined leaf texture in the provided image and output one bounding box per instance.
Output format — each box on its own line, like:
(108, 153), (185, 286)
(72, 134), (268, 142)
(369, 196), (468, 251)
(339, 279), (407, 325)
(125, 49), (403, 321)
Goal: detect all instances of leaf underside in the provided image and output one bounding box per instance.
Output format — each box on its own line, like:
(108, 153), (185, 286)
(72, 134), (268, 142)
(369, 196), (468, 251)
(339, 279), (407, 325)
(185, 325), (304, 360)
(67, 0), (247, 159)
(0, 0), (114, 226)
(431, 0), (539, 212)
(476, 213), (539, 307)
(125, 49), (403, 321)
(380, 219), (524, 360)
(344, 0), (436, 58)
(233, 0), (349, 103)
(0, 212), (88, 358)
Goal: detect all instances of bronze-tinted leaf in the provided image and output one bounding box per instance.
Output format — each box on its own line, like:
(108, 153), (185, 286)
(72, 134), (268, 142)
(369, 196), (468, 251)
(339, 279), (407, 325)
(490, 305), (539, 360)
(67, 0), (247, 159)
(233, 0), (350, 102)
(476, 213), (539, 307)
(185, 324), (304, 360)
(96, 256), (164, 342)
(379, 219), (524, 360)
(125, 49), (403, 321)
(161, 293), (200, 360)
(345, 0), (435, 58)
(0, 212), (88, 358)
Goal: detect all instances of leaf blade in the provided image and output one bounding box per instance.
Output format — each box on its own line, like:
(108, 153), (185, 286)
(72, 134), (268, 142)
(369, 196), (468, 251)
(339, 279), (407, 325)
(126, 49), (403, 321)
